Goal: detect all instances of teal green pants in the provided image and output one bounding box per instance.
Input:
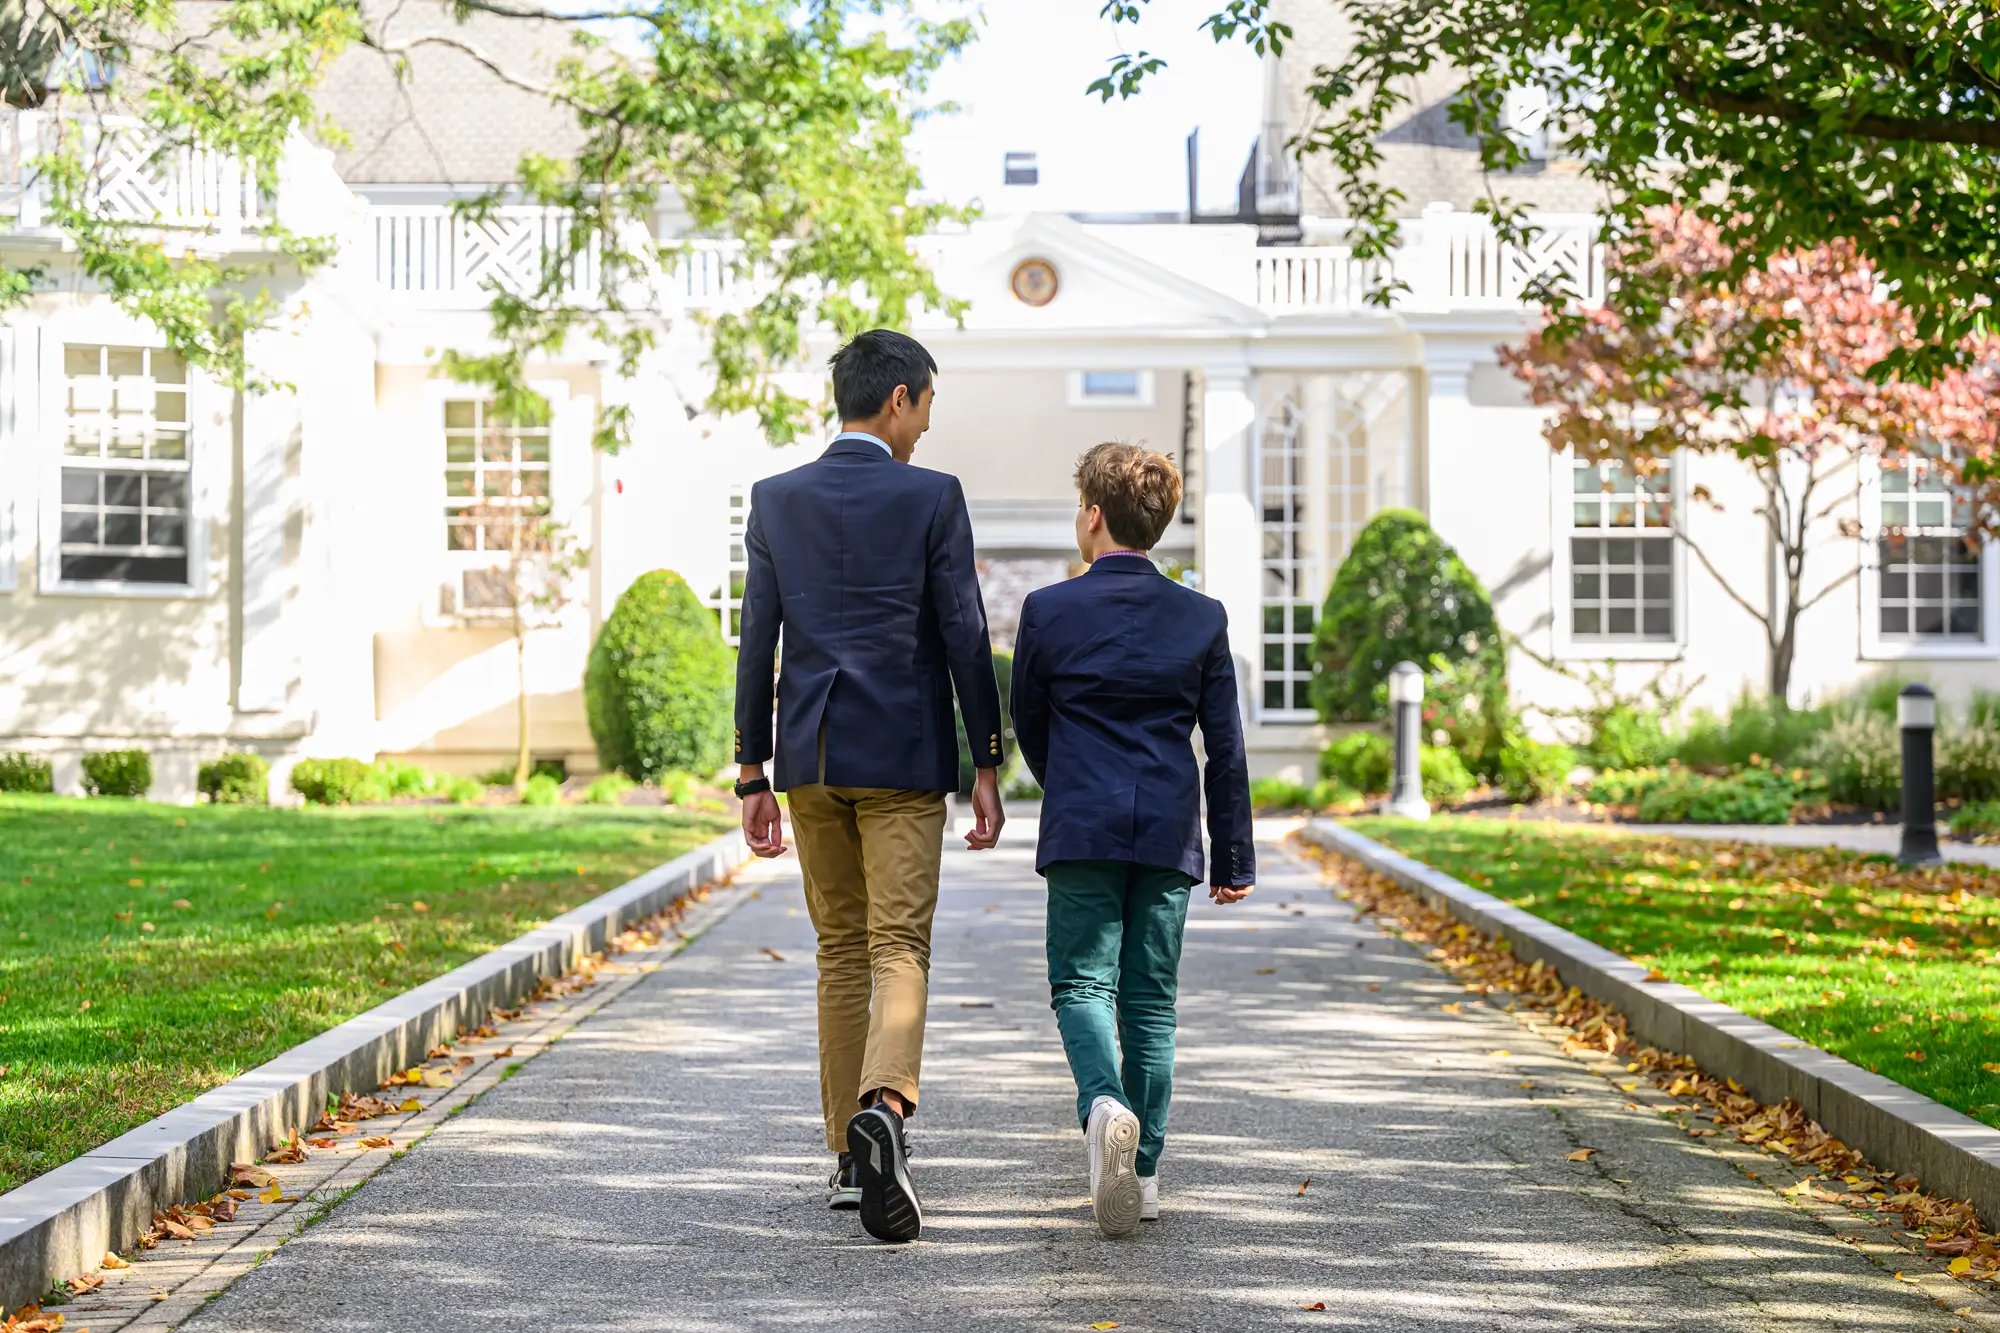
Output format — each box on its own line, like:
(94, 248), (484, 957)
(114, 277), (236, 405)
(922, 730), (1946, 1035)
(1045, 859), (1194, 1177)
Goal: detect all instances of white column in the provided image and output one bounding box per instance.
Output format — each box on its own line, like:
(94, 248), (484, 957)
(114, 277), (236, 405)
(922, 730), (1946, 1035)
(1421, 357), (1478, 526)
(1198, 367), (1259, 725)
(236, 328), (304, 714)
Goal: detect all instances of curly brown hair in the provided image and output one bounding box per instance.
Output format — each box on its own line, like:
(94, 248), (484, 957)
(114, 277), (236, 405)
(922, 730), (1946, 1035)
(1074, 442), (1183, 551)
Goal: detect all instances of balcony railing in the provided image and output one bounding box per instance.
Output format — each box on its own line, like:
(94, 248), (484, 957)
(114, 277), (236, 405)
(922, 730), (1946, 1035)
(1257, 209), (1606, 313)
(0, 110), (266, 235)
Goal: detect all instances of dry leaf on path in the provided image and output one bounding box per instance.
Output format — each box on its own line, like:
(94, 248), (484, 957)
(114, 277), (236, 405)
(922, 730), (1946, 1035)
(1950, 1257), (1973, 1275)
(419, 1068), (454, 1088)
(1297, 1178), (1312, 1196)
(310, 1138), (338, 1150)
(1089, 1324), (1120, 1331)
(760, 947), (787, 962)
(359, 1135), (393, 1150)
(398, 1098), (422, 1113)
(1303, 1302), (1328, 1312)
(68, 1273), (104, 1294)
(102, 1253), (130, 1270)
(1440, 1002), (1462, 1014)
(257, 1182), (283, 1205)
(229, 1163), (276, 1189)
(1566, 1149), (1598, 1162)
(1640, 968), (1667, 983)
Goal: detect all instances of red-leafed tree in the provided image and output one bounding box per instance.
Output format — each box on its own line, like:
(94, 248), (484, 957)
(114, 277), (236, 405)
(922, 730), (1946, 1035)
(1503, 209), (2000, 700)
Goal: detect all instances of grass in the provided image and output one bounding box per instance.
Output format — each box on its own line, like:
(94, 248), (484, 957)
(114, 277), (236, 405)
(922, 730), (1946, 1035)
(0, 795), (732, 1194)
(1350, 816), (2000, 1131)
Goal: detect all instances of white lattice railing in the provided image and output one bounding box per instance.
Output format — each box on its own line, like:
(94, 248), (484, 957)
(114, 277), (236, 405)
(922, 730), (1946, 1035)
(1257, 208), (1606, 313)
(0, 110), (265, 234)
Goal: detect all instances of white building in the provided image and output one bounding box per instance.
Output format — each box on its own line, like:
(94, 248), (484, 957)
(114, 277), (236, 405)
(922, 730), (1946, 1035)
(0, 6), (1979, 801)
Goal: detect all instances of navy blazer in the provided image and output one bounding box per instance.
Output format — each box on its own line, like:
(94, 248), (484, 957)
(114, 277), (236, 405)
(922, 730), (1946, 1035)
(734, 438), (1004, 793)
(1011, 554), (1254, 887)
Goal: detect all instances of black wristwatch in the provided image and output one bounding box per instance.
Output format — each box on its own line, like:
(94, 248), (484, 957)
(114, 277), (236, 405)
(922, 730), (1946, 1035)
(733, 776), (772, 799)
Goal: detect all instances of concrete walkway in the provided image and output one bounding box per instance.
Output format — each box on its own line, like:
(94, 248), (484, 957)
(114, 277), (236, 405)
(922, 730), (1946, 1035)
(184, 818), (1983, 1332)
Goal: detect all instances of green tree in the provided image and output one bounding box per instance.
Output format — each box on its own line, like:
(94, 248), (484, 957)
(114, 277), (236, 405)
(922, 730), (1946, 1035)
(585, 570), (733, 782)
(1094, 1), (2000, 381)
(8, 1), (970, 436)
(1311, 510), (1502, 724)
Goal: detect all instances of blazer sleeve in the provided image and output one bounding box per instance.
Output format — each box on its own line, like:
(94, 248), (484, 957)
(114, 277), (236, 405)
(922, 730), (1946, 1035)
(926, 476), (1004, 769)
(733, 488), (780, 766)
(1196, 608), (1255, 887)
(1010, 595), (1050, 788)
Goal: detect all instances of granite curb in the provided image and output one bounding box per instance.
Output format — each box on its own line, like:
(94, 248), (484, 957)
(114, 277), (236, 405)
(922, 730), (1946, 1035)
(0, 827), (754, 1310)
(1303, 818), (2000, 1230)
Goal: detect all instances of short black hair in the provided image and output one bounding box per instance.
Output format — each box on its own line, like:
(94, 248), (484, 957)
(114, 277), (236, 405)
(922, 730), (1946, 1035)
(829, 329), (937, 421)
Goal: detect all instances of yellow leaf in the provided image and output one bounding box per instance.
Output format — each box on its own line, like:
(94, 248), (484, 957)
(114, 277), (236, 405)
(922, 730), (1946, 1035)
(1981, 1062), (2000, 1075)
(1640, 968), (1667, 983)
(258, 1181), (283, 1205)
(1488, 1049), (1510, 1058)
(102, 1253), (130, 1270)
(1440, 1002), (1462, 1014)
(1618, 1082), (1638, 1092)
(419, 1068), (454, 1088)
(1949, 1257), (1972, 1276)
(398, 1097), (422, 1113)
(1566, 1148), (1598, 1162)
(1090, 1324), (1120, 1330)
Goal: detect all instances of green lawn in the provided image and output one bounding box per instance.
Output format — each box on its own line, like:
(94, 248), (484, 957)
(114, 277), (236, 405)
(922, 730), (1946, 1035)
(1349, 817), (2000, 1131)
(0, 795), (732, 1194)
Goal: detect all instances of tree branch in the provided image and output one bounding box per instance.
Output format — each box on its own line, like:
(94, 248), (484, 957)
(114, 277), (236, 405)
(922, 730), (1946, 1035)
(1673, 79), (2000, 149)
(1674, 522), (1776, 647)
(1798, 560), (1863, 613)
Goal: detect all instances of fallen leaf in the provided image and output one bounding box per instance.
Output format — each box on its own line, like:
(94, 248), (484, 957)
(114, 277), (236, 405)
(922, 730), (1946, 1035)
(69, 1272), (104, 1294)
(497, 1046), (514, 1057)
(265, 1130), (307, 1164)
(1364, 983), (1381, 992)
(1488, 1049), (1510, 1058)
(359, 1135), (393, 1149)
(171, 899), (192, 910)
(160, 1218), (196, 1239)
(1982, 1062), (2000, 1075)
(102, 1253), (130, 1270)
(1297, 1178), (1311, 1196)
(760, 947), (787, 962)
(226, 1189), (253, 1201)
(1303, 1303), (1328, 1311)
(1640, 968), (1667, 983)
(419, 1068), (454, 1088)
(412, 901), (430, 913)
(78, 999), (90, 1011)
(1566, 1148), (1598, 1162)
(1949, 1256), (1972, 1276)
(1256, 967), (1276, 975)
(140, 922), (155, 932)
(229, 1163), (277, 1189)
(398, 1097), (422, 1113)
(454, 1055), (474, 1067)
(258, 1181), (283, 1205)
(1894, 1271), (1915, 1282)
(1440, 1002), (1462, 1014)
(310, 1138), (338, 1150)
(1090, 1324), (1120, 1330)
(1518, 1081), (1536, 1090)
(209, 1200), (238, 1222)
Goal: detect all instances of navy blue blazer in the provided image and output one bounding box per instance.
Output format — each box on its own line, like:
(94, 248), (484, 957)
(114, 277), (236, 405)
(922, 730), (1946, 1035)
(1011, 554), (1255, 887)
(734, 438), (1004, 793)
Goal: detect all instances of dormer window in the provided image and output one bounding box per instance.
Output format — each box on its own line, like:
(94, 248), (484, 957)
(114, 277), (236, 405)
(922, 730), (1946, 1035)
(1003, 151), (1039, 186)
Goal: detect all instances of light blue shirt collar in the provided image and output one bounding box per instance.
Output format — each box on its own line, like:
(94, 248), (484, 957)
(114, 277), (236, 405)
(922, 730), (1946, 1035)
(833, 430), (892, 456)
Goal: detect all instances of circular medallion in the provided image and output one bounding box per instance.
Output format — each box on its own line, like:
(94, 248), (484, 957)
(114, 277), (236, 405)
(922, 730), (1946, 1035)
(1010, 258), (1060, 308)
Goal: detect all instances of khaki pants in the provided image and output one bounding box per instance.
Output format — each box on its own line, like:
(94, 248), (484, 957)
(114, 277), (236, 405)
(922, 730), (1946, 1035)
(787, 783), (949, 1151)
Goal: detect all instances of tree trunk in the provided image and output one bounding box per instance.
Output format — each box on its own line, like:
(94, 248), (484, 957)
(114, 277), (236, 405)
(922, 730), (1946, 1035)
(513, 611), (531, 791)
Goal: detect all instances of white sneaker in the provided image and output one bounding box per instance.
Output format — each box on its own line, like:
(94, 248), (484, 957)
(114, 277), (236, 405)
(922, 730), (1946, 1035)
(1084, 1095), (1142, 1238)
(1139, 1174), (1159, 1221)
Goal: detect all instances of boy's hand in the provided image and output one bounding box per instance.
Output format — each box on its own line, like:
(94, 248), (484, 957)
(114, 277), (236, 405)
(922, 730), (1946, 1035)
(1209, 882), (1253, 905)
(966, 768), (1005, 850)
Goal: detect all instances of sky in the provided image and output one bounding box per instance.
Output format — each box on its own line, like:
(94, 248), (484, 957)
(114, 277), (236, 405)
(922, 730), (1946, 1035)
(908, 0), (1265, 217)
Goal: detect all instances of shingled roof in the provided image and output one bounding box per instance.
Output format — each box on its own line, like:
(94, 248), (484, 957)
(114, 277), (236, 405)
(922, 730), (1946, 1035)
(313, 2), (589, 187)
(1268, 0), (1605, 217)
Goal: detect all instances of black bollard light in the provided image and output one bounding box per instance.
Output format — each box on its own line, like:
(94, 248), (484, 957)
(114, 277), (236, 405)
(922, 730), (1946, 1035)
(1898, 682), (1942, 868)
(1385, 660), (1430, 820)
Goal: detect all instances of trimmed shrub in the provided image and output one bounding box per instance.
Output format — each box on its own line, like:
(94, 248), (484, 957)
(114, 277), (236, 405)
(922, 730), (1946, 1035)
(81, 750), (151, 798)
(1307, 778), (1358, 810)
(373, 759), (439, 799)
(1250, 777), (1310, 811)
(1311, 510), (1504, 723)
(198, 752), (269, 806)
(1949, 800), (2000, 841)
(1809, 712), (1900, 810)
(1673, 694), (1826, 771)
(520, 773), (563, 806)
(442, 775), (485, 805)
(291, 757), (387, 806)
(0, 752), (54, 794)
(1584, 766), (1668, 807)
(1940, 725), (2000, 803)
(583, 773), (636, 806)
(585, 570), (733, 783)
(1631, 767), (1801, 825)
(1320, 731), (1393, 795)
(1497, 736), (1576, 804)
(1584, 706), (1675, 772)
(1419, 745), (1476, 805)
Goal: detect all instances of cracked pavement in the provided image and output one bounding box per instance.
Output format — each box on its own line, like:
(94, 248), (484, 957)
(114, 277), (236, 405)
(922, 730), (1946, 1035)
(183, 816), (1987, 1332)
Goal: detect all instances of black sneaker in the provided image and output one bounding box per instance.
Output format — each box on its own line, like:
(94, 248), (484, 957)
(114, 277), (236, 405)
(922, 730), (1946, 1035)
(828, 1152), (862, 1210)
(846, 1103), (922, 1242)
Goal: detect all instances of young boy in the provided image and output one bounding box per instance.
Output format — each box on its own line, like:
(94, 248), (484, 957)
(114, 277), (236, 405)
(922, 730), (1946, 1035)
(1010, 442), (1255, 1239)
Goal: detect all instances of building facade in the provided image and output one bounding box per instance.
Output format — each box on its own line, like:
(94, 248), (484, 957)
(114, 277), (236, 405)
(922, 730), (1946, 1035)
(0, 11), (1980, 801)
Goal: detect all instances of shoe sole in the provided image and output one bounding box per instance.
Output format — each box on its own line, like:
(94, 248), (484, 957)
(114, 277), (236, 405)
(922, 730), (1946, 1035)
(1092, 1109), (1142, 1239)
(828, 1191), (862, 1211)
(848, 1111), (922, 1242)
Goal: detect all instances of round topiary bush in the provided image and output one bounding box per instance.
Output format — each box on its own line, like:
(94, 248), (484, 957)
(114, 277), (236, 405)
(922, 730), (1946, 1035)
(199, 752), (269, 805)
(1311, 510), (1504, 724)
(586, 570), (733, 782)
